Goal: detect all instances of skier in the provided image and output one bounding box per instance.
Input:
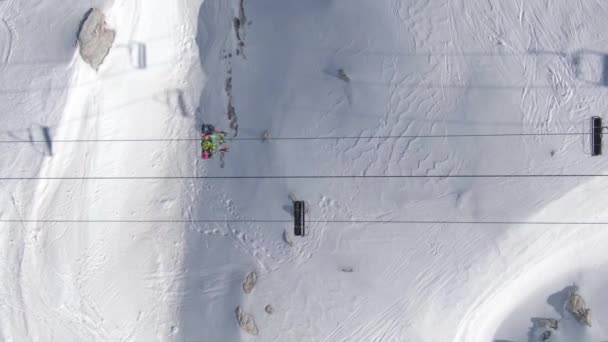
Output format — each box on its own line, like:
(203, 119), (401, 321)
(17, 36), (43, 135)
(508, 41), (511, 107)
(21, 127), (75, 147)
(201, 138), (213, 159)
(201, 125), (229, 159)
(214, 132), (226, 144)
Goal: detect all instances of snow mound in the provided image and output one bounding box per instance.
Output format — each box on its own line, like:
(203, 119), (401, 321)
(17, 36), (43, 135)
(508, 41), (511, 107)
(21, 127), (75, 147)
(77, 8), (115, 71)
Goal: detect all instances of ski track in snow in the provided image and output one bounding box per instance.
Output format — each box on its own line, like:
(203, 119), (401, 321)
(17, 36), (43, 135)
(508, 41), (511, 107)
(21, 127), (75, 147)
(0, 18), (14, 73)
(196, 179), (322, 273)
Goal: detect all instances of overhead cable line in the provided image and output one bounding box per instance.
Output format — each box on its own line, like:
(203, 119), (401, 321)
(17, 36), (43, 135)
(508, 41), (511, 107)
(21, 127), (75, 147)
(0, 132), (589, 143)
(1, 219), (608, 225)
(2, 174), (608, 180)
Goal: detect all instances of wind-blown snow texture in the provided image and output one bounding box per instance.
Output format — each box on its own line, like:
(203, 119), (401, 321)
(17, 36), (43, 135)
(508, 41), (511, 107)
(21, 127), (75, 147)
(2, 0), (608, 341)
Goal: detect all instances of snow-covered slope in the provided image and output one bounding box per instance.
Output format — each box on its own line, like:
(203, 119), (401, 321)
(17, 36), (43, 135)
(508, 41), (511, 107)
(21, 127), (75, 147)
(0, 0), (198, 340)
(2, 0), (608, 341)
(186, 1), (608, 341)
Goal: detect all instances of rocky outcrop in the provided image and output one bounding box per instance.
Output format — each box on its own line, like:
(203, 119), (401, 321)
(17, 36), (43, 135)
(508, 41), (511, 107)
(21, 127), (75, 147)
(264, 304), (274, 314)
(235, 306), (258, 335)
(242, 271), (257, 294)
(77, 8), (115, 71)
(539, 330), (552, 341)
(527, 286), (592, 341)
(531, 317), (559, 341)
(566, 286), (592, 327)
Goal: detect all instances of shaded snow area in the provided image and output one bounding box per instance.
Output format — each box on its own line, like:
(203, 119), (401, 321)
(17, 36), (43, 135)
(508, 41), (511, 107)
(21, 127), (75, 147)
(2, 0), (608, 341)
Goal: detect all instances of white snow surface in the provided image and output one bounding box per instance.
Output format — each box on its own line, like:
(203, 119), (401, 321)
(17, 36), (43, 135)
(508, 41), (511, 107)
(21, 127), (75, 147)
(2, 0), (608, 341)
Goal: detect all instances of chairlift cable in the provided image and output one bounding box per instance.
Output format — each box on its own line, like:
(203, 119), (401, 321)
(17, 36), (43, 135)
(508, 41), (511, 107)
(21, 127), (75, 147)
(0, 132), (590, 143)
(1, 218), (608, 225)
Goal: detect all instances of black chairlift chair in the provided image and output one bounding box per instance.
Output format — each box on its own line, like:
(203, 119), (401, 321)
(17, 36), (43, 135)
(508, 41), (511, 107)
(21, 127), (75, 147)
(293, 201), (305, 236)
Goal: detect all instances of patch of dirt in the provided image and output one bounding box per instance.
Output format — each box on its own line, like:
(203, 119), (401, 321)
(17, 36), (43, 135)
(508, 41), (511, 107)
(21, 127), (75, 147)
(233, 0), (247, 58)
(224, 73), (239, 136)
(242, 271), (257, 294)
(220, 0), (248, 140)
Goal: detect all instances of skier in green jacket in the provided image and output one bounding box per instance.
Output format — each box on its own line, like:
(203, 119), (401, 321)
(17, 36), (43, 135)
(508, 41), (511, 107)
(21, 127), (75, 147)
(202, 131), (229, 159)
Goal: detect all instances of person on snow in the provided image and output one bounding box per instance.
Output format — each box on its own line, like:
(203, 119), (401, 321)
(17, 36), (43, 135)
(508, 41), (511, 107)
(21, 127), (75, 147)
(202, 139), (216, 153)
(201, 131), (229, 159)
(215, 132), (225, 144)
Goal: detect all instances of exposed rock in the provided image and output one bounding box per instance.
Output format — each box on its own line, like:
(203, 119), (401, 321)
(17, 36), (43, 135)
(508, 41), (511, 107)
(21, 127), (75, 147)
(566, 286), (592, 327)
(538, 318), (559, 330)
(77, 8), (115, 71)
(233, 0), (247, 58)
(242, 271), (257, 294)
(235, 306), (258, 335)
(539, 330), (552, 341)
(233, 18), (242, 40)
(529, 317), (559, 341)
(265, 304), (274, 314)
(341, 266), (354, 273)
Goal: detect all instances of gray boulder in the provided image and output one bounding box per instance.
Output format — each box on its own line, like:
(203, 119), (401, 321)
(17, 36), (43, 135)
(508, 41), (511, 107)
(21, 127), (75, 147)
(538, 318), (559, 330)
(242, 271), (257, 294)
(566, 286), (592, 327)
(77, 8), (115, 70)
(235, 306), (258, 335)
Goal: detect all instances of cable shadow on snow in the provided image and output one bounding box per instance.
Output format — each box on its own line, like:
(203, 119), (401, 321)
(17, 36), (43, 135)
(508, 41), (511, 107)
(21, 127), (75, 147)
(5, 33), (172, 67)
(246, 43), (553, 58)
(286, 106), (526, 128)
(254, 44), (608, 90)
(531, 49), (608, 87)
(268, 46), (608, 90)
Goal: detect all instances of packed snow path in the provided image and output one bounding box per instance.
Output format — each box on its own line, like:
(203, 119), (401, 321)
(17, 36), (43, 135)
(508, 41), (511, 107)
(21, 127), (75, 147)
(0, 0), (197, 340)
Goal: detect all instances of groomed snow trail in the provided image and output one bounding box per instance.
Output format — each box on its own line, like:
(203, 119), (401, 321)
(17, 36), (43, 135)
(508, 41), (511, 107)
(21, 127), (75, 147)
(0, 0), (199, 340)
